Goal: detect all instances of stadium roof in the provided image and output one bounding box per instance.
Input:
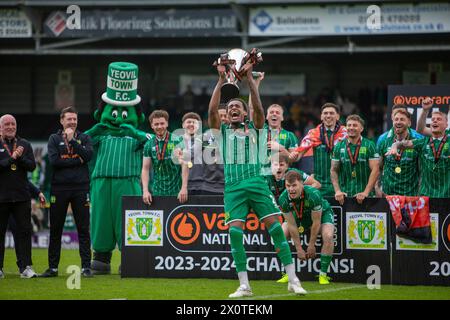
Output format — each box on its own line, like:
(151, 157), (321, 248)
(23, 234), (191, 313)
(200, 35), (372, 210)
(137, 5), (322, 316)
(1, 0), (449, 55)
(1, 0), (416, 6)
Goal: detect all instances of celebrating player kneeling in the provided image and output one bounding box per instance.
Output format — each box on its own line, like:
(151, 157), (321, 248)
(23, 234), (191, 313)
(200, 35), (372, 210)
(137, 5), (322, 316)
(278, 170), (335, 285)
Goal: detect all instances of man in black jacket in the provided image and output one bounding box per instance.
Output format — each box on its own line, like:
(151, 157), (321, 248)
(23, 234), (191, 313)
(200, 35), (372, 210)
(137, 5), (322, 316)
(0, 114), (37, 279)
(40, 107), (94, 278)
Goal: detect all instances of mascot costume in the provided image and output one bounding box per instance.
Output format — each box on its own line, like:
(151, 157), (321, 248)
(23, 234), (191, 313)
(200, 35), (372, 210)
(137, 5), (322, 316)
(85, 62), (151, 274)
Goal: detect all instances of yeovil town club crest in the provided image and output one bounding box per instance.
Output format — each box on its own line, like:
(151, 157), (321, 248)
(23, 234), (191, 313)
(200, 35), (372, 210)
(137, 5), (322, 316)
(125, 210), (163, 246)
(346, 212), (387, 250)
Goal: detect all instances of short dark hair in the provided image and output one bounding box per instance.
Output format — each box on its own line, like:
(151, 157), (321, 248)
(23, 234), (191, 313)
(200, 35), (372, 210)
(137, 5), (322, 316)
(321, 103), (340, 114)
(149, 110), (169, 123)
(60, 107), (77, 119)
(346, 114), (365, 127)
(218, 103), (227, 111)
(285, 170), (302, 184)
(227, 98), (248, 113)
(182, 112), (201, 123)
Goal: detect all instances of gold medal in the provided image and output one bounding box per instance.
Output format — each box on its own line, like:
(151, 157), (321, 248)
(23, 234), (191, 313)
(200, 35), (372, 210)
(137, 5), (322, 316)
(11, 164), (17, 171)
(187, 161), (193, 169)
(351, 170), (356, 178)
(298, 225), (304, 234)
(395, 166), (401, 174)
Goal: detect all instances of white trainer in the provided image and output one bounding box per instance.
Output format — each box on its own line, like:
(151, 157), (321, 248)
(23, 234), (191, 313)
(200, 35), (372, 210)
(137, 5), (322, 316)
(288, 281), (307, 295)
(229, 284), (253, 298)
(0, 269), (4, 279)
(20, 266), (38, 279)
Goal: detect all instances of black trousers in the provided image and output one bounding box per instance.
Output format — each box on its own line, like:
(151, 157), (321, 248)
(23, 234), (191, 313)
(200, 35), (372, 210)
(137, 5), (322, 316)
(49, 190), (91, 269)
(0, 201), (32, 270)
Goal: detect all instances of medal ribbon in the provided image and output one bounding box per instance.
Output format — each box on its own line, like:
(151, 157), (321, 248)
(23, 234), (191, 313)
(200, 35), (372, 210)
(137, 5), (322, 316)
(63, 131), (76, 155)
(320, 123), (340, 153)
(156, 132), (169, 161)
(291, 190), (305, 220)
(272, 176), (281, 198)
(346, 137), (362, 166)
(267, 128), (280, 144)
(393, 132), (409, 162)
(1, 138), (17, 157)
(429, 135), (448, 164)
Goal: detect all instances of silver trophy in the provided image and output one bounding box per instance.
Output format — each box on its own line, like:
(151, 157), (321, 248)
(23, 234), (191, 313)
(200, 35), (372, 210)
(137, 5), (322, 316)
(213, 48), (263, 101)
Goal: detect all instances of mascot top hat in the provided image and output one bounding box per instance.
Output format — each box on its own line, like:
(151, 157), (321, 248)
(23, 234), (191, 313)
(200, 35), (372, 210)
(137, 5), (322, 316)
(101, 62), (141, 106)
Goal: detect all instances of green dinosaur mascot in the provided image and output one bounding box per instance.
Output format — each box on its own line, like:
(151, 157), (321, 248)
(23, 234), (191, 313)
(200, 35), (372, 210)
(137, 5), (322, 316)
(85, 62), (151, 274)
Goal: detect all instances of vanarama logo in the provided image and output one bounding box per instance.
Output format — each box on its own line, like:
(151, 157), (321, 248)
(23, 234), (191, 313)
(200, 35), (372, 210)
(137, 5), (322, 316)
(166, 205), (280, 253)
(170, 212), (200, 245)
(393, 95), (450, 106)
(442, 214), (450, 253)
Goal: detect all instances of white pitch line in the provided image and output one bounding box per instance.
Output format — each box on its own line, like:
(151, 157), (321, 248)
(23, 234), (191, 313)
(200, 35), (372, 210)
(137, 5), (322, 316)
(239, 285), (366, 300)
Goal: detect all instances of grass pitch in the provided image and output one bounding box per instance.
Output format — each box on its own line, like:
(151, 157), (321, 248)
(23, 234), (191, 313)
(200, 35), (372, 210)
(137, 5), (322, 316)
(0, 249), (449, 300)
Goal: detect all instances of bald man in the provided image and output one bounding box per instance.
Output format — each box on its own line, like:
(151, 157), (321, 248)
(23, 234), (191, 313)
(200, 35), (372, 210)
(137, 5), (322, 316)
(0, 115), (37, 279)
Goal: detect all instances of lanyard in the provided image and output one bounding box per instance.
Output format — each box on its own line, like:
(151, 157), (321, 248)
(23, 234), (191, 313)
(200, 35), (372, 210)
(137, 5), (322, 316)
(156, 132), (169, 161)
(272, 176), (281, 198)
(320, 123), (340, 153)
(267, 128), (280, 143)
(346, 137), (362, 166)
(429, 135), (448, 163)
(291, 190), (305, 220)
(63, 132), (76, 155)
(1, 138), (17, 157)
(393, 132), (409, 162)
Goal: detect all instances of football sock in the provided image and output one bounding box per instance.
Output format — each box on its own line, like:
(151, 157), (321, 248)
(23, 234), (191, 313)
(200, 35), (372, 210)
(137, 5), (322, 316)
(237, 272), (250, 288)
(268, 221), (293, 266)
(229, 226), (247, 273)
(284, 263), (299, 283)
(320, 254), (333, 275)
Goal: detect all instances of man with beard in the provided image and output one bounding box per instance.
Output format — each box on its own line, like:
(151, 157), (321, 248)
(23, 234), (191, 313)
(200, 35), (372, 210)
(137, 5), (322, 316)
(40, 107), (93, 278)
(331, 115), (380, 205)
(376, 109), (419, 196)
(141, 110), (188, 205)
(290, 103), (347, 196)
(0, 114), (37, 279)
(387, 111), (450, 197)
(181, 112), (225, 196)
(141, 110), (189, 205)
(377, 103), (423, 149)
(209, 62), (307, 297)
(278, 170), (335, 285)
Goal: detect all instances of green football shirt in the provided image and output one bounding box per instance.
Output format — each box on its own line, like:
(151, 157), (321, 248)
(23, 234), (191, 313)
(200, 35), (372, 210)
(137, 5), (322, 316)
(278, 185), (333, 230)
(412, 129), (450, 198)
(221, 121), (262, 186)
(143, 132), (184, 196)
(378, 128), (420, 196)
(265, 168), (309, 201)
(332, 137), (379, 197)
(312, 129), (338, 197)
(92, 136), (143, 179)
(261, 124), (299, 175)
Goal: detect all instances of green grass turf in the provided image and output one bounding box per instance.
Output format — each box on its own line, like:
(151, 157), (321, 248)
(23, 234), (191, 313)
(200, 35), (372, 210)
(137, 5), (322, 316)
(1, 249), (449, 300)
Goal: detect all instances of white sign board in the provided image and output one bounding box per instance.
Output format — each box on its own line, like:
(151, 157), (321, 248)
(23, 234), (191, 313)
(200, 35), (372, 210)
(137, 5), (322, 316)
(250, 3), (450, 36)
(0, 9), (32, 38)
